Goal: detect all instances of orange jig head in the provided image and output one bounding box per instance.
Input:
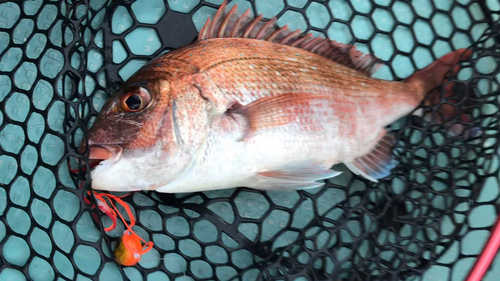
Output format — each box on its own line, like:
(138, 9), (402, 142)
(114, 230), (153, 266)
(85, 191), (154, 266)
(70, 150), (155, 266)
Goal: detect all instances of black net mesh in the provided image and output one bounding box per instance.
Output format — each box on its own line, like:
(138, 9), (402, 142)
(0, 0), (499, 280)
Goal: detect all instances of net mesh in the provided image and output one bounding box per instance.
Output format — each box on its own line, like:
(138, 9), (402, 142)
(0, 0), (499, 280)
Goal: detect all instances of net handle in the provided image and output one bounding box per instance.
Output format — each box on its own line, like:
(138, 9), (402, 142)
(466, 214), (500, 281)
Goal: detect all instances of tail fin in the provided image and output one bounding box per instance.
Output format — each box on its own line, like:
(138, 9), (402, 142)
(405, 49), (479, 137)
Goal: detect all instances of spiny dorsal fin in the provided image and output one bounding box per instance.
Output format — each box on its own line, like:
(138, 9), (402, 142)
(198, 0), (383, 75)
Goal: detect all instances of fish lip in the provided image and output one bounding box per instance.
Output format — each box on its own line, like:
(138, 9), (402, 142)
(82, 144), (123, 168)
(87, 144), (123, 183)
(90, 144), (123, 161)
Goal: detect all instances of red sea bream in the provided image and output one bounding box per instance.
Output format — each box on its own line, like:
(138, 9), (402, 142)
(84, 1), (473, 193)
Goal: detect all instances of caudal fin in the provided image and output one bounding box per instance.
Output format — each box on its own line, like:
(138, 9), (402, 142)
(406, 49), (472, 95)
(406, 49), (479, 137)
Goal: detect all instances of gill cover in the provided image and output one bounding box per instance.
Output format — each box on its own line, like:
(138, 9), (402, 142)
(165, 80), (215, 172)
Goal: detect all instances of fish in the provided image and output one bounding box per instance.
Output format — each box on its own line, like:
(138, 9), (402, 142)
(83, 0), (474, 193)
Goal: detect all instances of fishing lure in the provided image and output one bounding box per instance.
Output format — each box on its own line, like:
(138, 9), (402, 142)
(69, 162), (154, 266)
(86, 191), (154, 266)
(92, 192), (154, 266)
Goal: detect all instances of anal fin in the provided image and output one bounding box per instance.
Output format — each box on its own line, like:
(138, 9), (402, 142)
(345, 132), (397, 182)
(250, 161), (342, 191)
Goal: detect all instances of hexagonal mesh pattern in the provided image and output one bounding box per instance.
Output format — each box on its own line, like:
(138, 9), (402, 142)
(0, 0), (499, 280)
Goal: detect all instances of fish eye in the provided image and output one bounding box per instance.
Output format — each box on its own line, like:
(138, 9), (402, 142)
(125, 95), (142, 110)
(121, 87), (151, 112)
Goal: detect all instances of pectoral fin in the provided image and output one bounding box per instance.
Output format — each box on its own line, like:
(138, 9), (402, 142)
(228, 93), (331, 140)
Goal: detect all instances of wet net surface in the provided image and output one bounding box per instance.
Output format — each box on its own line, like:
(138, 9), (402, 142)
(0, 0), (500, 280)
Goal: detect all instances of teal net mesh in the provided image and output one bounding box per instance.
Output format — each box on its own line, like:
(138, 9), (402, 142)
(0, 0), (500, 280)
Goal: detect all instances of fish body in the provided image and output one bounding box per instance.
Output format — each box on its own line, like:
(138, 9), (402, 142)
(86, 1), (472, 193)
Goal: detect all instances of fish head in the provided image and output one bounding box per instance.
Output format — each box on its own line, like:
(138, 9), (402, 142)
(83, 60), (210, 192)
(86, 84), (152, 149)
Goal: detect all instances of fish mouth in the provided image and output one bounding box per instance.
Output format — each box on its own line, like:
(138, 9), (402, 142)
(84, 144), (123, 168)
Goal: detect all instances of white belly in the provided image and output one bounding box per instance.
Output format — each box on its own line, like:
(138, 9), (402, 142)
(154, 123), (377, 193)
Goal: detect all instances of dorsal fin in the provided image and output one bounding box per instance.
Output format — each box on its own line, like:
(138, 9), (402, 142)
(198, 0), (383, 75)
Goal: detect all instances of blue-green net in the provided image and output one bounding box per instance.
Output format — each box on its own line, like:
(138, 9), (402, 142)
(0, 0), (499, 280)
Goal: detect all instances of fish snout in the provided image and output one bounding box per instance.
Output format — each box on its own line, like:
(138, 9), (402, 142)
(79, 139), (124, 168)
(89, 144), (123, 162)
(88, 145), (114, 161)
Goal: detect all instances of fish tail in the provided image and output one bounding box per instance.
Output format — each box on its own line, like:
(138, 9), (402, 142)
(405, 48), (479, 137)
(406, 48), (472, 98)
